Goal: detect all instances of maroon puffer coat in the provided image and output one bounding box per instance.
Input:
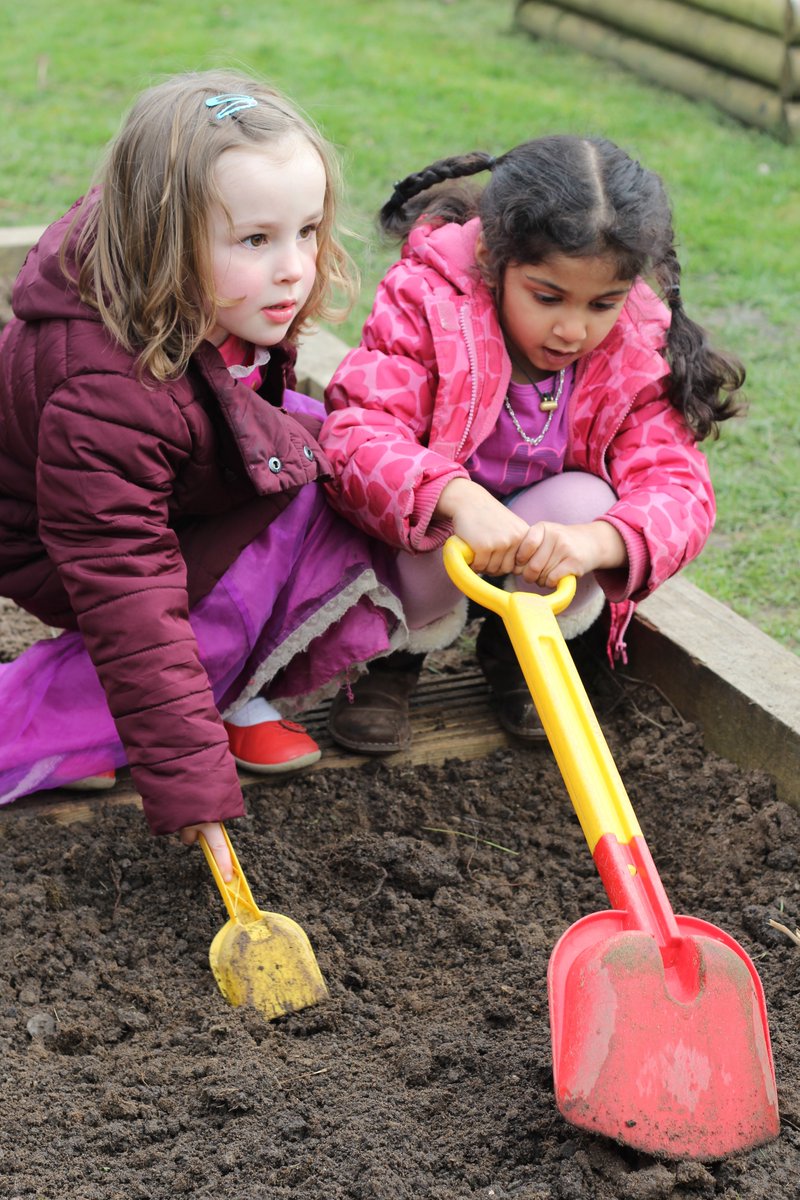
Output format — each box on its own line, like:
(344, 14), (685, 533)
(0, 197), (330, 833)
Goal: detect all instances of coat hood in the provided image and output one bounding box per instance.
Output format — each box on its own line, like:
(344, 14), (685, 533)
(402, 217), (486, 298)
(11, 193), (300, 390)
(12, 195), (99, 325)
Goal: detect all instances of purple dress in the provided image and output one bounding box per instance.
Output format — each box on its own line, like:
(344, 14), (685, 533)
(0, 392), (405, 804)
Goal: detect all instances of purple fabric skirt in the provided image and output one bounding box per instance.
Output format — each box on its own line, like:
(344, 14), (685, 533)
(0, 397), (405, 805)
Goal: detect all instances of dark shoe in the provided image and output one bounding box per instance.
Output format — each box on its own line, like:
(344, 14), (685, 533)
(328, 651), (425, 754)
(476, 614), (546, 743)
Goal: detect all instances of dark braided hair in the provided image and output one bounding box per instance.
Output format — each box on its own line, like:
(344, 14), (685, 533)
(380, 151), (496, 236)
(380, 136), (744, 440)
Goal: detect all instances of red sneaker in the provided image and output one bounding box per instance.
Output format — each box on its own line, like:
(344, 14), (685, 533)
(62, 770), (116, 792)
(224, 719), (321, 774)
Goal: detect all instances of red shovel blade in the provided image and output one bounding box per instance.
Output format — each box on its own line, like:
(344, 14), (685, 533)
(548, 912), (780, 1160)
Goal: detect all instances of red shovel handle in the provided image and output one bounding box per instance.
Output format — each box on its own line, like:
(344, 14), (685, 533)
(593, 833), (683, 952)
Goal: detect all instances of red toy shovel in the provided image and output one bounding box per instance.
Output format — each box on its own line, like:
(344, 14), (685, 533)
(443, 537), (780, 1161)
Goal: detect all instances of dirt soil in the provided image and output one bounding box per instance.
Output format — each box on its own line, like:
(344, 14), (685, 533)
(1, 597), (799, 1200)
(1, 273), (800, 1198)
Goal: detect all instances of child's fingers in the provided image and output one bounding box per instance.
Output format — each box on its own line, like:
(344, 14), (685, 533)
(180, 821), (234, 881)
(471, 534), (529, 578)
(453, 511), (529, 575)
(518, 523), (578, 586)
(513, 523), (548, 571)
(204, 827), (234, 882)
(481, 545), (524, 577)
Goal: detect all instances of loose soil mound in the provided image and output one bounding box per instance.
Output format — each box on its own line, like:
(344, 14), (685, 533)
(1, 605), (799, 1198)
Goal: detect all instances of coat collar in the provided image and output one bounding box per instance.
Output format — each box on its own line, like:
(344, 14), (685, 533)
(192, 337), (297, 408)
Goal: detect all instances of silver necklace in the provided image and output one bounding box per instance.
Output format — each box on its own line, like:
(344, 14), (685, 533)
(503, 366), (567, 447)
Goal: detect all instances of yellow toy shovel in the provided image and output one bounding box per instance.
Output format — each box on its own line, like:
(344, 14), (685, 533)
(199, 826), (328, 1020)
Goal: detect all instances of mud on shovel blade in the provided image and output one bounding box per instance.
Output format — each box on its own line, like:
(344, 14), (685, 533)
(199, 827), (328, 1021)
(443, 536), (779, 1161)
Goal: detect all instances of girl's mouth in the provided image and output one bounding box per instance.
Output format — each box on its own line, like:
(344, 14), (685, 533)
(541, 346), (577, 368)
(262, 301), (296, 324)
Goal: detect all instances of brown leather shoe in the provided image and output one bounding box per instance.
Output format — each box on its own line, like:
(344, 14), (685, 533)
(328, 652), (425, 754)
(476, 614), (546, 743)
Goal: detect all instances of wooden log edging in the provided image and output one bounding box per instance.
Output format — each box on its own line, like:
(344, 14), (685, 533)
(631, 578), (800, 809)
(0, 226), (45, 278)
(681, 0), (800, 41)
(514, 0), (799, 140)
(543, 0), (800, 94)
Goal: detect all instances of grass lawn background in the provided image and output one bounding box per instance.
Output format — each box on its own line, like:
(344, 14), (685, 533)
(2, 0), (797, 650)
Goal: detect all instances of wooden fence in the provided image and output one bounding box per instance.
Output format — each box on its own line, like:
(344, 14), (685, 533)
(514, 0), (800, 141)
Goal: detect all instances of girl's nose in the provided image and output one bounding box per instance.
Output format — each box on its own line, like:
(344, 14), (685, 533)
(274, 244), (304, 283)
(553, 312), (587, 346)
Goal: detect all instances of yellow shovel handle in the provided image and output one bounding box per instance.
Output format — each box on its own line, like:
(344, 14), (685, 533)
(442, 536), (577, 618)
(443, 535), (641, 853)
(199, 825), (262, 923)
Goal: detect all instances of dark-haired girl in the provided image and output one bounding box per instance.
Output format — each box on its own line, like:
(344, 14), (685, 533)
(321, 135), (744, 752)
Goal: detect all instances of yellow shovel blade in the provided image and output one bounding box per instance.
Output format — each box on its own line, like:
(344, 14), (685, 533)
(200, 828), (329, 1020)
(209, 912), (329, 1020)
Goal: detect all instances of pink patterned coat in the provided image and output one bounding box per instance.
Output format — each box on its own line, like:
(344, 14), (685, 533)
(322, 219), (716, 658)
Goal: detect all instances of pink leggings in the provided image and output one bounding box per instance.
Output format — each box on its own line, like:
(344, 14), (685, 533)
(397, 471), (617, 634)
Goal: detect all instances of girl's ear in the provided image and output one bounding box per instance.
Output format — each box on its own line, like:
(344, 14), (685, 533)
(474, 232), (498, 289)
(475, 232), (489, 269)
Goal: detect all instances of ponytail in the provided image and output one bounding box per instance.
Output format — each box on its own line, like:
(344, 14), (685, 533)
(653, 250), (745, 440)
(379, 151), (497, 239)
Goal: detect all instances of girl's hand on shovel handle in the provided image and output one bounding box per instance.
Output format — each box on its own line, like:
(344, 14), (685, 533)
(514, 520), (627, 588)
(180, 821), (234, 881)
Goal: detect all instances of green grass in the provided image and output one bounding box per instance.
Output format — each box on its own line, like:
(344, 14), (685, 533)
(2, 0), (797, 650)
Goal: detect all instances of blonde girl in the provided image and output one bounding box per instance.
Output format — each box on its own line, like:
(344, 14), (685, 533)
(0, 71), (404, 875)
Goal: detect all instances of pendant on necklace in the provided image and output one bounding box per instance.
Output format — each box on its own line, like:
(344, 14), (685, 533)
(512, 361), (567, 414)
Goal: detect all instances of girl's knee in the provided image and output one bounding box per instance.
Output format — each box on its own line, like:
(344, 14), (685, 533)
(396, 549), (462, 630)
(507, 472), (617, 526)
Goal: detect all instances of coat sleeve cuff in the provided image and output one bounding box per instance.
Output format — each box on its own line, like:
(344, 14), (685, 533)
(593, 518), (650, 601)
(407, 468), (468, 552)
(135, 751), (246, 836)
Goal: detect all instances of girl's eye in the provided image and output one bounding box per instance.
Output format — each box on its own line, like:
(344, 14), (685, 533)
(242, 233), (267, 249)
(591, 301), (619, 312)
(533, 293), (560, 305)
(298, 224), (319, 242)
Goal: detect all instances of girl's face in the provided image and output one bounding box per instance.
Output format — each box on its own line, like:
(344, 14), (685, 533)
(499, 253), (632, 382)
(207, 137), (326, 348)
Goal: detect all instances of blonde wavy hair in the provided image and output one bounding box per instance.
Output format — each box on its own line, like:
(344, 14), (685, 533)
(65, 69), (356, 381)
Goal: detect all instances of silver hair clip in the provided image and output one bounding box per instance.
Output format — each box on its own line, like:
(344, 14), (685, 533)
(205, 94), (258, 119)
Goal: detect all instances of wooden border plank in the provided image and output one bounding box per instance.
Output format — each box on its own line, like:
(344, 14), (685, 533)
(629, 575), (800, 807)
(514, 0), (792, 137)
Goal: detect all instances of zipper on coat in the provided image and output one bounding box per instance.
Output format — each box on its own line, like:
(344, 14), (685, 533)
(566, 350), (639, 484)
(598, 389), (640, 483)
(454, 308), (480, 461)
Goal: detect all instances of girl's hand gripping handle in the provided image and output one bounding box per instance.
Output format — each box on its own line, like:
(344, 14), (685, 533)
(442, 535), (577, 619)
(198, 825), (262, 924)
